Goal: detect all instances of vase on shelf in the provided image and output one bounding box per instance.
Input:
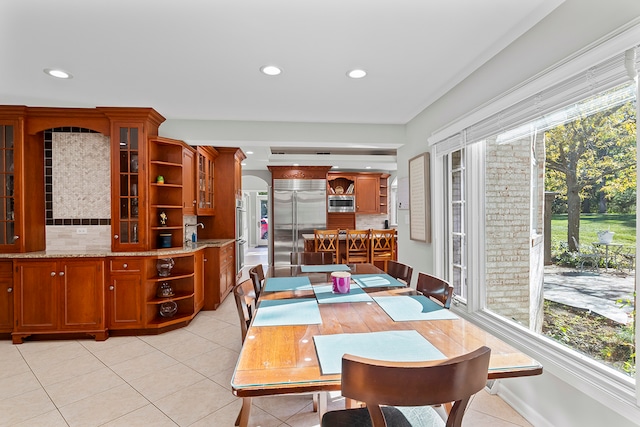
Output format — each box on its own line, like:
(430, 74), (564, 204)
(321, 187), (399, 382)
(157, 258), (175, 277)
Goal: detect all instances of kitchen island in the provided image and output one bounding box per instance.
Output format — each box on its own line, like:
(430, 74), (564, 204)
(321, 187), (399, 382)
(1, 239), (235, 344)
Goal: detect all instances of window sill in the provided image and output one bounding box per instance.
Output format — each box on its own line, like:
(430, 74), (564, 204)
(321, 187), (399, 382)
(452, 306), (640, 420)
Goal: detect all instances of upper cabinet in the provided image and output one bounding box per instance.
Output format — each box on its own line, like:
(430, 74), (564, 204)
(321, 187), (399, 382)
(148, 137), (190, 249)
(327, 172), (390, 215)
(103, 108), (165, 252)
(182, 148), (196, 215)
(0, 107), (44, 253)
(195, 146), (218, 216)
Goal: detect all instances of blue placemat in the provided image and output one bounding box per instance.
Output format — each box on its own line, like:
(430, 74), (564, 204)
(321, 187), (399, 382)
(351, 274), (405, 288)
(373, 295), (459, 321)
(300, 264), (351, 273)
(263, 276), (312, 292)
(313, 330), (445, 375)
(253, 298), (322, 326)
(313, 283), (373, 304)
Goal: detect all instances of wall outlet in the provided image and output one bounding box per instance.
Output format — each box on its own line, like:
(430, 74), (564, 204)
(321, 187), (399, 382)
(76, 227), (88, 235)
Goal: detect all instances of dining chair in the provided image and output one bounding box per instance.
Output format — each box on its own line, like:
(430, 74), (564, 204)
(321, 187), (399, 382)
(232, 279), (257, 344)
(342, 229), (370, 264)
(370, 229), (396, 272)
(415, 272), (454, 309)
(290, 251), (334, 265)
(321, 346), (491, 427)
(314, 229), (340, 263)
(386, 260), (413, 286)
(248, 264), (265, 298)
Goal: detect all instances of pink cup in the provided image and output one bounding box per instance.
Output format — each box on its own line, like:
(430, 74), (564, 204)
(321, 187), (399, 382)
(331, 271), (351, 294)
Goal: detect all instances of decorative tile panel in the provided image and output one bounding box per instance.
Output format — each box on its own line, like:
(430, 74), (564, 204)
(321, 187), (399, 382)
(52, 131), (110, 219)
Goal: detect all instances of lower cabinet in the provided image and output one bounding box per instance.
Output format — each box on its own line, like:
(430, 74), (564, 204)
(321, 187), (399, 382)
(0, 261), (13, 334)
(203, 242), (235, 310)
(13, 258), (106, 344)
(144, 253), (195, 327)
(107, 258), (144, 330)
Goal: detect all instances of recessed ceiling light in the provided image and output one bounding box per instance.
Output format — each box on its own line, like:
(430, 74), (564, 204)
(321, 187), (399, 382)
(293, 163), (299, 166)
(365, 166), (372, 169)
(260, 65), (282, 76)
(347, 69), (367, 79)
(246, 151), (254, 155)
(44, 68), (73, 79)
(332, 165), (339, 169)
(241, 162), (247, 166)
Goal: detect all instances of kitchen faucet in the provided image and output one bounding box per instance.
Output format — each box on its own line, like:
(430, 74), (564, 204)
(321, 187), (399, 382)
(185, 222), (205, 243)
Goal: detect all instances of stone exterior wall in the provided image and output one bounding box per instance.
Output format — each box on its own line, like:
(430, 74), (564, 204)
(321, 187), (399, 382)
(484, 133), (545, 327)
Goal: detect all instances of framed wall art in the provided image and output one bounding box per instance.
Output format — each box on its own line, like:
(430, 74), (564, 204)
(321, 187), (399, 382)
(408, 152), (431, 243)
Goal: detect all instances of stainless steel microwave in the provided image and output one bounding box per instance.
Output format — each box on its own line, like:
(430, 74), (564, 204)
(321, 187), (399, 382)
(327, 195), (356, 212)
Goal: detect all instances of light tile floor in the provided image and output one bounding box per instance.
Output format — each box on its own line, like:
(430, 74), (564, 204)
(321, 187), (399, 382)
(0, 246), (533, 426)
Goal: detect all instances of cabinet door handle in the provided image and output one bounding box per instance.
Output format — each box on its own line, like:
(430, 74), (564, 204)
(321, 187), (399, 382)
(114, 234), (119, 240)
(109, 285), (114, 291)
(7, 287), (12, 293)
(50, 271), (56, 277)
(59, 272), (64, 276)
(123, 263), (128, 269)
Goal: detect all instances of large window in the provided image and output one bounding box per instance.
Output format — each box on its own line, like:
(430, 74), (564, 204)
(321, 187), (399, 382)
(431, 41), (640, 406)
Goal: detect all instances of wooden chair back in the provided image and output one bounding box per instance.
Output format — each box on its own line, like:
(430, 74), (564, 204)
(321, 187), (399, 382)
(370, 229), (396, 271)
(416, 272), (454, 309)
(290, 251), (334, 265)
(248, 264), (265, 298)
(386, 260), (413, 286)
(328, 346), (491, 427)
(342, 229), (370, 264)
(233, 279), (257, 343)
(314, 229), (340, 262)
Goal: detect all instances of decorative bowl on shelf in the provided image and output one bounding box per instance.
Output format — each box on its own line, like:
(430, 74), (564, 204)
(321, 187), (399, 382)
(156, 282), (175, 298)
(335, 186), (344, 194)
(157, 258), (175, 277)
(159, 301), (178, 318)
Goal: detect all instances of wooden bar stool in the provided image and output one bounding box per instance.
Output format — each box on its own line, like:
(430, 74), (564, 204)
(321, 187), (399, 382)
(370, 229), (396, 272)
(314, 229), (340, 264)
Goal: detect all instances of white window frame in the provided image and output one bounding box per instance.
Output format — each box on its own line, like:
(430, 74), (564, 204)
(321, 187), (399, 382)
(429, 22), (640, 419)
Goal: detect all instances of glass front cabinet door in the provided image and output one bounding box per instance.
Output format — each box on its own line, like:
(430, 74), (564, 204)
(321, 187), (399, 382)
(0, 122), (17, 251)
(111, 124), (146, 251)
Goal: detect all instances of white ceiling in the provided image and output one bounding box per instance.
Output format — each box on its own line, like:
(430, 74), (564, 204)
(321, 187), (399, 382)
(0, 0), (562, 171)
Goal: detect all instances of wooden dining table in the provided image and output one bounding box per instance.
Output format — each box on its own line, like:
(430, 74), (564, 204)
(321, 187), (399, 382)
(230, 263), (542, 426)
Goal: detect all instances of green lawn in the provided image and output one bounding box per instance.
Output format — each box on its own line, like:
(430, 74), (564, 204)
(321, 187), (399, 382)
(551, 213), (636, 247)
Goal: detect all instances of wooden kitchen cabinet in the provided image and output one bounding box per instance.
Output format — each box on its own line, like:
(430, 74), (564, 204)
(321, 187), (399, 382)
(0, 107), (45, 253)
(327, 172), (390, 215)
(182, 147), (196, 215)
(107, 258), (144, 330)
(103, 108), (165, 252)
(0, 261), (13, 334)
(148, 137), (187, 249)
(355, 175), (379, 214)
(12, 258), (106, 344)
(144, 253), (195, 327)
(195, 146), (218, 216)
(202, 242), (235, 310)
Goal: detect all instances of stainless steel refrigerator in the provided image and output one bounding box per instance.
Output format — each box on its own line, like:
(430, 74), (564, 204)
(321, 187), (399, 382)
(270, 179), (326, 265)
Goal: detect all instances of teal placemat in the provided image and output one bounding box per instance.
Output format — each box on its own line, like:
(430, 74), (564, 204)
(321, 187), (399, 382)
(351, 274), (405, 288)
(263, 276), (312, 292)
(313, 330), (445, 375)
(300, 264), (351, 273)
(313, 283), (373, 304)
(373, 295), (459, 321)
(253, 298), (322, 326)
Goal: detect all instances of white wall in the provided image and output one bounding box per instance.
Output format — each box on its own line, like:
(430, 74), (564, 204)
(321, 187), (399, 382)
(400, 1), (640, 425)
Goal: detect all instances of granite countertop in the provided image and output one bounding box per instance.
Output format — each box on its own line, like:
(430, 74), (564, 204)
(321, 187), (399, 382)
(0, 239), (236, 259)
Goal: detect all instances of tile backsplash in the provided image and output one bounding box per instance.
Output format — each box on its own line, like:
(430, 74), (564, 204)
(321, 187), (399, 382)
(51, 131), (111, 219)
(45, 129), (112, 250)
